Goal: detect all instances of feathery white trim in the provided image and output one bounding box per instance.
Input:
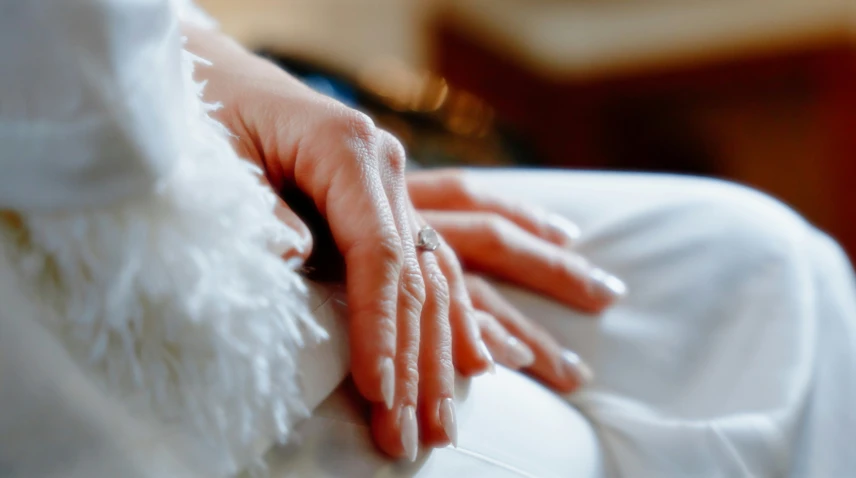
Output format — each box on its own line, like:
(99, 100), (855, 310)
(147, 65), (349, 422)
(0, 45), (324, 476)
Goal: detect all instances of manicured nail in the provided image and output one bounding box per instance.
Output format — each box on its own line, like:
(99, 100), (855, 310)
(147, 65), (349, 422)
(561, 350), (594, 387)
(400, 405), (418, 462)
(506, 337), (535, 368)
(477, 340), (496, 374)
(546, 213), (582, 245)
(380, 357), (395, 410)
(439, 398), (458, 447)
(588, 267), (627, 301)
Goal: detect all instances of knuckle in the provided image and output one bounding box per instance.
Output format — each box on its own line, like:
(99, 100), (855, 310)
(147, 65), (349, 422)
(445, 172), (477, 207)
(373, 231), (405, 270)
(350, 295), (397, 349)
(543, 254), (568, 277)
(547, 253), (588, 283)
(482, 214), (513, 252)
(507, 311), (550, 343)
(330, 109), (379, 163)
(400, 265), (427, 312)
(425, 265), (451, 310)
(379, 131), (408, 176)
(484, 318), (508, 342)
(373, 305), (398, 340)
(403, 361), (421, 385)
(472, 309), (494, 328)
(339, 109), (377, 141)
(438, 356), (456, 376)
(387, 146), (408, 176)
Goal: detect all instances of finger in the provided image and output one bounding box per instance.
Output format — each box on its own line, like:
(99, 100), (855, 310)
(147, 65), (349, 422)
(473, 310), (535, 370)
(466, 274), (593, 393)
(433, 242), (495, 376)
(414, 243), (456, 449)
(260, 177), (313, 263)
(422, 211), (626, 314)
(407, 169), (580, 247)
(344, 217), (401, 409)
(371, 133), (425, 461)
(300, 115), (404, 413)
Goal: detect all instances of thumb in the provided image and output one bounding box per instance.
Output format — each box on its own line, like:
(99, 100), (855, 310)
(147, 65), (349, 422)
(260, 176), (314, 264)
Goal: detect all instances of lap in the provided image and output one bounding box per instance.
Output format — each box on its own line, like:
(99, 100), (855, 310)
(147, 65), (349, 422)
(277, 170), (855, 477)
(270, 283), (606, 478)
(269, 369), (605, 477)
(470, 170), (856, 476)
(468, 170), (816, 406)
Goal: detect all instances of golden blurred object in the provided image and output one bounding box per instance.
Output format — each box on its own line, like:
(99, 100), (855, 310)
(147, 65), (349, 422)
(441, 91), (494, 138)
(357, 58), (423, 111)
(357, 57), (449, 113)
(357, 57), (494, 138)
(415, 76), (450, 113)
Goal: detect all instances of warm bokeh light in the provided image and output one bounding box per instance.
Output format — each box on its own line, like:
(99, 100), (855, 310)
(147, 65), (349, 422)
(198, 0), (856, 259)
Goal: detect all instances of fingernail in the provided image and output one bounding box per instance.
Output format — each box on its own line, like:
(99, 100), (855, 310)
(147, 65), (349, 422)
(506, 337), (535, 368)
(587, 267), (627, 301)
(380, 357), (395, 410)
(477, 340), (496, 374)
(400, 405), (418, 462)
(546, 213), (582, 245)
(561, 350), (594, 387)
(439, 398), (458, 447)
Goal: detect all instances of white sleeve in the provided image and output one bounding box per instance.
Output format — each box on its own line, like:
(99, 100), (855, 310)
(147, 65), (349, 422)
(0, 0), (184, 211)
(0, 1), (328, 476)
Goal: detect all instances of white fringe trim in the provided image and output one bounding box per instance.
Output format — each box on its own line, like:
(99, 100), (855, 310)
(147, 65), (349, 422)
(0, 45), (325, 476)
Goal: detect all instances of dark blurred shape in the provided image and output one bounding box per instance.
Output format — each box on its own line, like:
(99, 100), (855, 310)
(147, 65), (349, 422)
(259, 51), (520, 168)
(279, 182), (345, 283)
(599, 98), (717, 175)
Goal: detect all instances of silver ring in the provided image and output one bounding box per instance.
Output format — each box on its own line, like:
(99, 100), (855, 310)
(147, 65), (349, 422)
(415, 226), (440, 252)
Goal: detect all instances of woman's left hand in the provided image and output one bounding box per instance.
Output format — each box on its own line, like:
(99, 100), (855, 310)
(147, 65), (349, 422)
(184, 27), (496, 458)
(409, 169), (627, 393)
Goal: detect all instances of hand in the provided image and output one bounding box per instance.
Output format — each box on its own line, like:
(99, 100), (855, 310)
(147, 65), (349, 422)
(409, 169), (627, 392)
(184, 28), (495, 458)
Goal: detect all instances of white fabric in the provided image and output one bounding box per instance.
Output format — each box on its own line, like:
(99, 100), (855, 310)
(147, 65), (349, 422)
(0, 0), (183, 210)
(473, 171), (856, 477)
(263, 171), (856, 477)
(0, 1), (321, 477)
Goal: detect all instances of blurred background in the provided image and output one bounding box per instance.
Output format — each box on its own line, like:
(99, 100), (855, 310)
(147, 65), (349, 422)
(199, 0), (856, 260)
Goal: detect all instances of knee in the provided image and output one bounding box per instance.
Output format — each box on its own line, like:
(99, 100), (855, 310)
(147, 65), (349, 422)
(663, 177), (815, 268)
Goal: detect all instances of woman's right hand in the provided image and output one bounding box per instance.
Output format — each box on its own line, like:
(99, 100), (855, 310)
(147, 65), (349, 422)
(408, 169), (627, 394)
(184, 26), (494, 460)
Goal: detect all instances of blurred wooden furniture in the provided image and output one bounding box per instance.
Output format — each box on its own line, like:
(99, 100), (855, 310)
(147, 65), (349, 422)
(430, 0), (856, 259)
(433, 0), (854, 80)
(196, 0), (429, 72)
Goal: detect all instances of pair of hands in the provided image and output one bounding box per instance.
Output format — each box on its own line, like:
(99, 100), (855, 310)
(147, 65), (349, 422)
(186, 26), (626, 461)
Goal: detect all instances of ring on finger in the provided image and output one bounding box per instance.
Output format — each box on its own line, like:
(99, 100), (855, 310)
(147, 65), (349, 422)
(416, 225), (441, 252)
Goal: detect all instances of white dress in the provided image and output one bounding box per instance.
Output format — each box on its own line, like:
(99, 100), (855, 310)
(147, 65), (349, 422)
(271, 171), (856, 478)
(1, 2), (854, 477)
